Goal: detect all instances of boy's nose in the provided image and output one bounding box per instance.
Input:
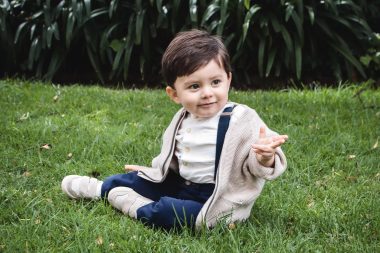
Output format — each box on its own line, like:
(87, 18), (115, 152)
(201, 86), (213, 98)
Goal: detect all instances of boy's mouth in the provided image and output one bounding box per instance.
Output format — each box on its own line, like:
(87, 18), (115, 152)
(198, 102), (216, 107)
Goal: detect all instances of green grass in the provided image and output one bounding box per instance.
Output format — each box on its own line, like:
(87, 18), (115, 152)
(0, 79), (379, 252)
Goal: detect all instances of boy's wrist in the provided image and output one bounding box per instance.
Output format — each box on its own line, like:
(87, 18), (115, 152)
(258, 155), (275, 168)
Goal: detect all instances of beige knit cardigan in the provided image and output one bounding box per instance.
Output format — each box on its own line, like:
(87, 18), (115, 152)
(135, 103), (287, 229)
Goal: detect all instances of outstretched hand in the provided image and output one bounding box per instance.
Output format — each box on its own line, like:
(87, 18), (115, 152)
(252, 126), (288, 167)
(124, 164), (140, 171)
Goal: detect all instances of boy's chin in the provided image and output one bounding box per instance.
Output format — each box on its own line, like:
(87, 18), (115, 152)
(190, 110), (219, 119)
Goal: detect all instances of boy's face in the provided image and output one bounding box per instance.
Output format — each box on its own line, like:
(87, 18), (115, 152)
(166, 59), (231, 118)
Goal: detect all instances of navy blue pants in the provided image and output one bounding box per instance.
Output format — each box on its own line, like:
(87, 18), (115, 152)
(101, 171), (214, 230)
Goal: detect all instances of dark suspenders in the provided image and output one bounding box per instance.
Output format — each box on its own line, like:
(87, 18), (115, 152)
(214, 106), (235, 180)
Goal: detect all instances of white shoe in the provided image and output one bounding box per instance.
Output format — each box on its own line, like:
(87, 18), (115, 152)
(61, 175), (103, 199)
(108, 187), (153, 218)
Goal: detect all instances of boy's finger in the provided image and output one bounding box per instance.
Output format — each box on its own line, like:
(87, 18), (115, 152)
(272, 135), (288, 141)
(270, 139), (286, 149)
(259, 126), (266, 139)
(252, 144), (273, 152)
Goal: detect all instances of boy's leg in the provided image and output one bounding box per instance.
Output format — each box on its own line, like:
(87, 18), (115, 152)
(136, 197), (204, 230)
(107, 187), (154, 218)
(101, 171), (180, 200)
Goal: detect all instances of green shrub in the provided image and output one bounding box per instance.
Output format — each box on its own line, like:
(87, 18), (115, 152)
(0, 0), (377, 87)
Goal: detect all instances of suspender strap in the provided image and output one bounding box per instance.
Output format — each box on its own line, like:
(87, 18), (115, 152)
(214, 106), (235, 180)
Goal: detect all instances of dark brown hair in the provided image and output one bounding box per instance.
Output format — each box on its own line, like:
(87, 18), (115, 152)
(161, 29), (231, 87)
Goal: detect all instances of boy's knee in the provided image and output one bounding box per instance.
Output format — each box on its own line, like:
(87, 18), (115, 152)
(138, 197), (201, 224)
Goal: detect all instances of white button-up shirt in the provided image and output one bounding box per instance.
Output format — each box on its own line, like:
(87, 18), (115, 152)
(175, 103), (240, 183)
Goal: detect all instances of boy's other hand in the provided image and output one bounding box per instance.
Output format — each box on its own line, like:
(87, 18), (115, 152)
(252, 126), (288, 167)
(124, 164), (140, 171)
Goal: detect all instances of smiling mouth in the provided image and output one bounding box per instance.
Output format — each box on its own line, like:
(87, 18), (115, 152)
(198, 102), (216, 107)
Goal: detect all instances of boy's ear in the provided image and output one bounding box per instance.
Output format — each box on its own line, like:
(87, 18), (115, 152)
(165, 86), (181, 104)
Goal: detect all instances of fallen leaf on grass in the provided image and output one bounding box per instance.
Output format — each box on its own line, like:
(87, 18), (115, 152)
(346, 176), (358, 183)
(228, 223), (236, 230)
(372, 139), (378, 149)
(40, 144), (52, 150)
(307, 199), (315, 208)
(53, 95), (59, 102)
(67, 153), (73, 159)
(19, 112), (30, 121)
(347, 155), (356, 159)
(22, 171), (31, 177)
(95, 236), (103, 246)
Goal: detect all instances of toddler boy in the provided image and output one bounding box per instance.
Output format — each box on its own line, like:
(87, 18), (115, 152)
(61, 29), (288, 230)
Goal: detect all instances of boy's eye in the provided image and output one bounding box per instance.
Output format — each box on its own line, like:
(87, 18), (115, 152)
(212, 79), (221, 85)
(189, 84), (200, 89)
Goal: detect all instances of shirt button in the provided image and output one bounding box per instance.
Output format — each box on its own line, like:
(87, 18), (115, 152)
(186, 128), (191, 133)
(184, 147), (190, 152)
(183, 162), (188, 166)
(185, 181), (191, 186)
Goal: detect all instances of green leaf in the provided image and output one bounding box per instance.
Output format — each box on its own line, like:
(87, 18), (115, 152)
(224, 33), (235, 48)
(89, 8), (108, 20)
(285, 3), (294, 22)
(315, 19), (333, 39)
(66, 12), (75, 48)
(258, 38), (265, 77)
(14, 21), (28, 43)
(217, 0), (229, 35)
(265, 47), (277, 77)
(110, 39), (123, 52)
(86, 46), (105, 84)
(290, 11), (303, 43)
(30, 24), (36, 40)
(242, 5), (261, 43)
(171, 0), (181, 33)
(244, 0), (250, 10)
(46, 25), (53, 48)
(31, 10), (43, 20)
(52, 22), (59, 40)
(306, 6), (314, 25)
(269, 13), (281, 33)
(109, 0), (118, 19)
(28, 37), (39, 70)
(189, 0), (198, 27)
(329, 35), (366, 78)
(112, 45), (124, 71)
(135, 10), (145, 45)
(123, 37), (134, 80)
(100, 23), (121, 55)
(45, 49), (64, 81)
(294, 39), (302, 79)
(279, 24), (292, 51)
(201, 1), (220, 27)
(84, 0), (91, 15)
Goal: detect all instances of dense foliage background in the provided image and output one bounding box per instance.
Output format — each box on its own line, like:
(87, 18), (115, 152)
(1, 0), (379, 88)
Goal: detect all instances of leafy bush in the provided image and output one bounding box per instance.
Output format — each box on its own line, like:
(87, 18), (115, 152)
(0, 0), (377, 87)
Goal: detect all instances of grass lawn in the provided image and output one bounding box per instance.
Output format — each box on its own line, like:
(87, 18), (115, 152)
(0, 79), (379, 252)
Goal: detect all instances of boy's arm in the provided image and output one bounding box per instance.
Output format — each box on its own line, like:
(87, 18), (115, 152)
(252, 126), (288, 167)
(248, 126), (288, 180)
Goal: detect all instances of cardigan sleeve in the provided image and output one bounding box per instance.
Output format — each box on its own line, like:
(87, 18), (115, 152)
(244, 107), (288, 180)
(247, 146), (287, 180)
